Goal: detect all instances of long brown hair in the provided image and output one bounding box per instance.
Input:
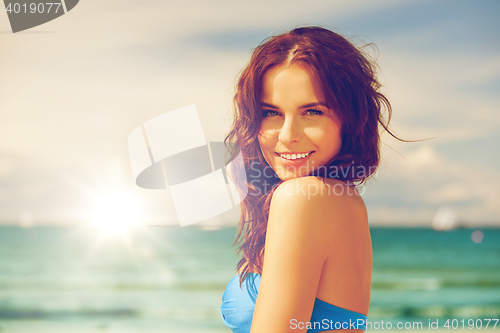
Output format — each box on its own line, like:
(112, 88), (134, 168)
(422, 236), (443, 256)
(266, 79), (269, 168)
(225, 26), (398, 283)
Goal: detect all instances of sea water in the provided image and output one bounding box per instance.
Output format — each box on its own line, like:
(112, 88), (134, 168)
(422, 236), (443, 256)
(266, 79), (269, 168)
(0, 226), (498, 332)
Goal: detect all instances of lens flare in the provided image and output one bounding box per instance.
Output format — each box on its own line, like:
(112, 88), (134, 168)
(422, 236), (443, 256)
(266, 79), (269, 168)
(89, 191), (139, 238)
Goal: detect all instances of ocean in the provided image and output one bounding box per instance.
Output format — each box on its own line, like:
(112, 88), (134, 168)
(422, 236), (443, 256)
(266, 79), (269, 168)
(0, 226), (498, 332)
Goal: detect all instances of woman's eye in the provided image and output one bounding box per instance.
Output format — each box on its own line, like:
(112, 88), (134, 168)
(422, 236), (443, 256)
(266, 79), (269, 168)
(305, 109), (324, 116)
(262, 110), (280, 117)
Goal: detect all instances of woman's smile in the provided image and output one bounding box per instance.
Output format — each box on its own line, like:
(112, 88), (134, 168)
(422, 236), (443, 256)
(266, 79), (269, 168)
(275, 151), (314, 171)
(258, 63), (342, 180)
(276, 151), (313, 160)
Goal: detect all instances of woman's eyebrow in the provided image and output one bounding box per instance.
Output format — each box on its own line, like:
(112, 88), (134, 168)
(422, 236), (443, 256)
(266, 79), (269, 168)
(260, 102), (279, 109)
(260, 102), (328, 109)
(298, 102), (328, 109)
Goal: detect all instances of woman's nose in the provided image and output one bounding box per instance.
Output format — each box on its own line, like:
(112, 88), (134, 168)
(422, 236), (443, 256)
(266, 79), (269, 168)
(279, 117), (302, 145)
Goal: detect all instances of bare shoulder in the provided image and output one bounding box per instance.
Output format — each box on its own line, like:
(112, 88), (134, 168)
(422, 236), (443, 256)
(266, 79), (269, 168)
(268, 176), (368, 244)
(271, 177), (366, 219)
(261, 177), (371, 320)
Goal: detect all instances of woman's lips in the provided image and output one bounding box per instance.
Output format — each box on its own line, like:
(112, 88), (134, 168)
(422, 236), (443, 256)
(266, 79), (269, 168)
(275, 151), (314, 166)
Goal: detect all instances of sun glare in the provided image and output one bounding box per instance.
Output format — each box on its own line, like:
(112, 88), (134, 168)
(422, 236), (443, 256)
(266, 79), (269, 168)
(89, 191), (140, 238)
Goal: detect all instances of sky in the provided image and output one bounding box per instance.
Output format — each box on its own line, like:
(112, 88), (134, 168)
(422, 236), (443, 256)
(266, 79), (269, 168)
(0, 0), (499, 228)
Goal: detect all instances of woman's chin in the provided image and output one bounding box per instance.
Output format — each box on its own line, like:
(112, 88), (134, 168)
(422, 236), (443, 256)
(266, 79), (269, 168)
(276, 171), (309, 181)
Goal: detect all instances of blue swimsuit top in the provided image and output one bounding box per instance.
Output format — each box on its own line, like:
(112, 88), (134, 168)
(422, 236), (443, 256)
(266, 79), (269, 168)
(221, 273), (367, 333)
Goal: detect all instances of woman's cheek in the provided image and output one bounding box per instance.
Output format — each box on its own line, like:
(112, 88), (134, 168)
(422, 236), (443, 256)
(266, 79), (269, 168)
(303, 127), (322, 141)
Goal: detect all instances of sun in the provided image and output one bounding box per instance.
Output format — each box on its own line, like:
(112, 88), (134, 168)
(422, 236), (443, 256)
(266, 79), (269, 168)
(88, 191), (140, 238)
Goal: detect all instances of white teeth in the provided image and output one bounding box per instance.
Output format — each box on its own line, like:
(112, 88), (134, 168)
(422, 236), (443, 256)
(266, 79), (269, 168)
(279, 152), (311, 160)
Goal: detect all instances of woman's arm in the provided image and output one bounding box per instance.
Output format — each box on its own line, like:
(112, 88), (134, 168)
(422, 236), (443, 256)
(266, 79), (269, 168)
(250, 177), (367, 333)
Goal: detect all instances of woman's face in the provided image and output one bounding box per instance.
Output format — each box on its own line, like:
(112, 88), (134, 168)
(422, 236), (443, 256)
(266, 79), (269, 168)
(258, 63), (342, 181)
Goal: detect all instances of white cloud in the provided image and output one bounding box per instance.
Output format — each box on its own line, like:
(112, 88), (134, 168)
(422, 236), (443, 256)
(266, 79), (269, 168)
(370, 142), (500, 225)
(427, 183), (470, 203)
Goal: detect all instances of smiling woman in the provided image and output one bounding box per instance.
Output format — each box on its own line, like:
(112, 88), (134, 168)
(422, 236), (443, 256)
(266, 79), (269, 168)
(221, 26), (402, 333)
(258, 63), (343, 181)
